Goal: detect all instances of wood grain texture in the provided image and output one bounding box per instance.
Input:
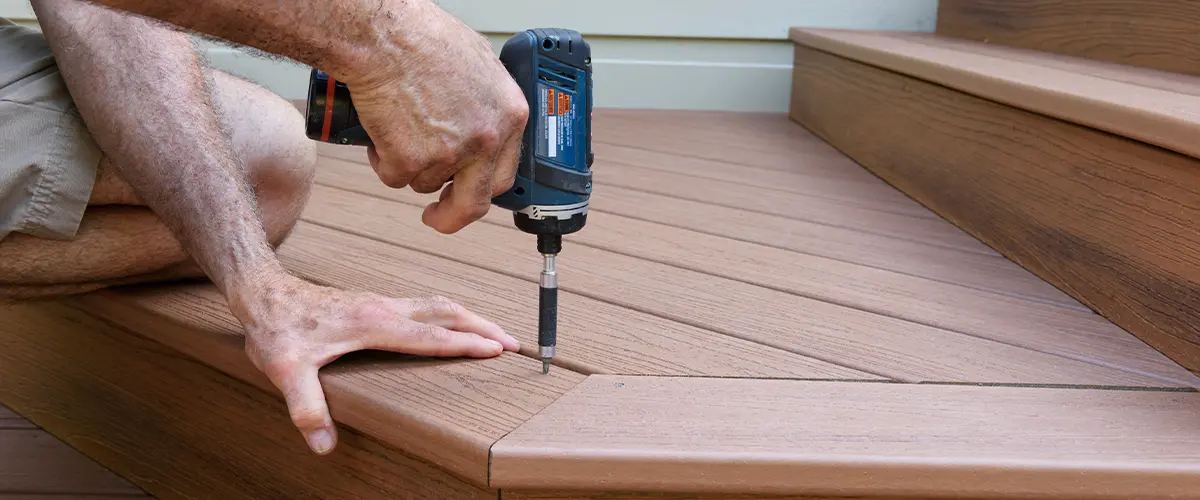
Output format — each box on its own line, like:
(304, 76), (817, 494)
(788, 28), (1200, 161)
(491, 375), (1200, 498)
(277, 222), (870, 379)
(0, 302), (494, 500)
(788, 41), (1200, 373)
(590, 135), (937, 220)
(0, 429), (145, 496)
(936, 0), (1200, 77)
(320, 141), (992, 257)
(313, 156), (1199, 387)
(67, 284), (584, 486)
(587, 176), (1081, 310)
(302, 179), (1185, 387)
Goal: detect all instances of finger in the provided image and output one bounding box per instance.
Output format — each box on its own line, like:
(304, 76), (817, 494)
(368, 321), (506, 358)
(491, 128), (523, 197)
(422, 158), (494, 233)
(408, 154), (461, 194)
(411, 296), (519, 351)
(367, 146), (381, 174)
(271, 363), (337, 455)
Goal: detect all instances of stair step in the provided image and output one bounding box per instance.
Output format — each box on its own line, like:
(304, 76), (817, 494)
(787, 28), (1200, 373)
(788, 28), (1200, 161)
(936, 0), (1200, 77)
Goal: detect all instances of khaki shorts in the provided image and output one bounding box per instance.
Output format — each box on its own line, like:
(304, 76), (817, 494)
(0, 18), (102, 243)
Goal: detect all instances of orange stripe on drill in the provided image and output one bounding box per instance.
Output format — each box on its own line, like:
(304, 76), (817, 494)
(320, 77), (336, 142)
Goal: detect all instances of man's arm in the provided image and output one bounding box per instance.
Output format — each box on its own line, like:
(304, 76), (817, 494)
(31, 0), (519, 455)
(32, 0), (282, 303)
(82, 0), (530, 234)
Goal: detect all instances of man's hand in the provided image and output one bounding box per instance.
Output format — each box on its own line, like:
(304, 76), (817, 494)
(352, 3), (529, 234)
(83, 0), (529, 234)
(234, 274), (520, 455)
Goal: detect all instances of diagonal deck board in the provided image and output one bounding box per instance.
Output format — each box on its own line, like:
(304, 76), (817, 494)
(275, 222), (870, 379)
(312, 148), (1196, 387)
(301, 180), (1178, 387)
(491, 375), (1200, 498)
(68, 284), (584, 486)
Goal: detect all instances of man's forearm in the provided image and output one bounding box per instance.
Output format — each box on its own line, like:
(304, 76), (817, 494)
(32, 0), (285, 304)
(80, 0), (427, 84)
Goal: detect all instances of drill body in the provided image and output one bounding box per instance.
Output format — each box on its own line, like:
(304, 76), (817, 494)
(303, 28), (594, 374)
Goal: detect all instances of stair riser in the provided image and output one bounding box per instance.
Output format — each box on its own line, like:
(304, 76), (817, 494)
(937, 0), (1200, 77)
(788, 44), (1200, 372)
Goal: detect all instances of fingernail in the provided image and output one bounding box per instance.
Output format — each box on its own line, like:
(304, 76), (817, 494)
(307, 428), (334, 454)
(487, 340), (503, 350)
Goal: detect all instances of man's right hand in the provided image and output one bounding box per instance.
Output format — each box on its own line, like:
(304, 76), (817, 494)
(344, 2), (529, 235)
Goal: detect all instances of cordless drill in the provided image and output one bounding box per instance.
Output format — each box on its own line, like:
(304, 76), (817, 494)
(303, 28), (594, 375)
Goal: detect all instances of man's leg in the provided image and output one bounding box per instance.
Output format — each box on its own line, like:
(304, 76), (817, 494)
(0, 69), (317, 300)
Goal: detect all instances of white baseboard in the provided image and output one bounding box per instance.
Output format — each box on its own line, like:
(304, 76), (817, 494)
(202, 43), (795, 113)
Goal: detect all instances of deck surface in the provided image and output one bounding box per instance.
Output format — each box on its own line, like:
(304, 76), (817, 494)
(0, 403), (150, 498)
(311, 108), (1197, 388)
(6, 108), (1200, 498)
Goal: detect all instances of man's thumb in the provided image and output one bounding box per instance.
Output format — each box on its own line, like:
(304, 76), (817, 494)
(278, 366), (337, 455)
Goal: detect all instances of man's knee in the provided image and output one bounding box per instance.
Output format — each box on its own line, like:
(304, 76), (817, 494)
(206, 69), (317, 247)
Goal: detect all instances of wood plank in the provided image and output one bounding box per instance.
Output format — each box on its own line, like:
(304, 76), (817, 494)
(491, 375), (1200, 498)
(311, 163), (1198, 387)
(318, 147), (1083, 309)
(936, 0), (1200, 77)
(788, 38), (1200, 373)
(300, 181), (1184, 387)
(788, 28), (1200, 162)
(0, 429), (144, 496)
(277, 222), (871, 379)
(595, 148), (935, 220)
(0, 302), (495, 500)
(318, 146), (992, 256)
(593, 140), (939, 219)
(67, 283), (584, 486)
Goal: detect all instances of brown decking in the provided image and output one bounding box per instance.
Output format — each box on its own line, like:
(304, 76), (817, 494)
(0, 404), (149, 498)
(3, 109), (1199, 498)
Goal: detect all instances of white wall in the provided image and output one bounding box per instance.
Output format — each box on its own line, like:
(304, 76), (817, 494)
(1, 0), (938, 112)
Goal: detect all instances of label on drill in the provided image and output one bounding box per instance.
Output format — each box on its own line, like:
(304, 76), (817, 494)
(536, 82), (575, 163)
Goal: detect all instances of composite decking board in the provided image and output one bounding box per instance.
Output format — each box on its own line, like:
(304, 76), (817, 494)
(0, 430), (145, 496)
(315, 150), (1078, 309)
(310, 152), (1075, 313)
(299, 182), (1180, 387)
(788, 28), (1200, 162)
(490, 375), (1200, 498)
(311, 162), (1198, 388)
(316, 147), (992, 257)
(592, 141), (938, 216)
(275, 222), (870, 379)
(936, 0), (1200, 78)
(68, 284), (584, 486)
(787, 38), (1200, 375)
(589, 186), (1084, 310)
(597, 151), (937, 220)
(0, 303), (495, 500)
